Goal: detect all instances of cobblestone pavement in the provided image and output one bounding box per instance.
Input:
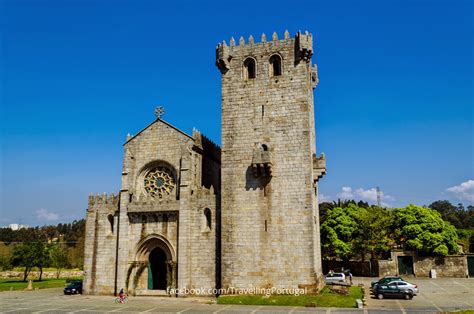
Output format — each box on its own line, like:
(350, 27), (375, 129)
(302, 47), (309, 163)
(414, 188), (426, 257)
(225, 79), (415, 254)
(0, 277), (473, 313)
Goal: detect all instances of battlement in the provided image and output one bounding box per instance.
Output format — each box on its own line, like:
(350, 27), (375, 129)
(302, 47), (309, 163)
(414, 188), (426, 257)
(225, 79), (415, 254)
(192, 128), (221, 163)
(88, 192), (119, 208)
(216, 30), (313, 73)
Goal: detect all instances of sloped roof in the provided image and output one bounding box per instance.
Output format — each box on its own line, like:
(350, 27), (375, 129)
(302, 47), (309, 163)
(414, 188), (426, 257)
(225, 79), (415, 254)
(123, 118), (193, 146)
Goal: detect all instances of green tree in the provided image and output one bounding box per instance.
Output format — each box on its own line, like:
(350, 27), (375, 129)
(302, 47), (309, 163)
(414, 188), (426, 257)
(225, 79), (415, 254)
(353, 206), (393, 261)
(429, 200), (462, 228)
(11, 243), (38, 281)
(320, 204), (360, 261)
(0, 255), (12, 271)
(10, 241), (50, 281)
(392, 205), (459, 255)
(50, 244), (70, 278)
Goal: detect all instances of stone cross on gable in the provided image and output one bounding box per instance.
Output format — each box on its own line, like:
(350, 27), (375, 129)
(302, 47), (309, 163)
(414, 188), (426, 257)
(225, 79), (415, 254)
(154, 106), (165, 119)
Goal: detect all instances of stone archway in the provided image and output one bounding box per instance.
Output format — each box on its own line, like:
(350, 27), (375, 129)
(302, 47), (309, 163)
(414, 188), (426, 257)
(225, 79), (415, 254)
(130, 234), (177, 294)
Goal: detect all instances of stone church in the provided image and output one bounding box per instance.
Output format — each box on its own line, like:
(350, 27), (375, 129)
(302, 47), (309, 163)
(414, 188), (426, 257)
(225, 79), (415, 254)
(83, 30), (327, 296)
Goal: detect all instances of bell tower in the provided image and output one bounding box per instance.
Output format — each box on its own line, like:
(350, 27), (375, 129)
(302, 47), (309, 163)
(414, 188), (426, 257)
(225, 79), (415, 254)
(216, 30), (326, 291)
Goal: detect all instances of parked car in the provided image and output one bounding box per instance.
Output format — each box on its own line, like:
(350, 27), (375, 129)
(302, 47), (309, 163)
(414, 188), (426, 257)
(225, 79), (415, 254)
(324, 272), (346, 283)
(371, 275), (403, 290)
(64, 280), (83, 295)
(373, 280), (418, 300)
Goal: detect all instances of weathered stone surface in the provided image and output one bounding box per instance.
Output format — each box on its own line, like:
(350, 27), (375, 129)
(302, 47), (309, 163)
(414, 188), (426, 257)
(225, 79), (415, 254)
(84, 120), (220, 296)
(218, 31), (325, 290)
(378, 251), (469, 278)
(84, 30), (325, 296)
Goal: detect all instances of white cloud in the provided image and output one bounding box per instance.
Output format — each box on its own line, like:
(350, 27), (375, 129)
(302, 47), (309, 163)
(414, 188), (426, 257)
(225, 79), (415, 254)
(36, 209), (59, 221)
(446, 180), (474, 202)
(337, 186), (354, 199)
(336, 186), (394, 205)
(355, 188), (378, 202)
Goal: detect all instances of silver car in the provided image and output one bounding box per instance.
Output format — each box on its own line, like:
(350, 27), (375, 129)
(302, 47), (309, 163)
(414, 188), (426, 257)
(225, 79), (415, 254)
(324, 272), (346, 283)
(374, 280), (419, 299)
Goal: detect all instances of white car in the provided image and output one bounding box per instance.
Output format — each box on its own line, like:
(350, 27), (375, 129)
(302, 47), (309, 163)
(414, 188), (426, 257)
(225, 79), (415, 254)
(324, 272), (346, 283)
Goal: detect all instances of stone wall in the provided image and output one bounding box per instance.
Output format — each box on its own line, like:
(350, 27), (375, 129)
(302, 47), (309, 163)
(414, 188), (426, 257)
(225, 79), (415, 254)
(83, 193), (119, 295)
(414, 255), (468, 278)
(377, 251), (469, 278)
(378, 259), (397, 277)
(0, 270), (83, 279)
(217, 31), (324, 291)
(85, 118), (220, 296)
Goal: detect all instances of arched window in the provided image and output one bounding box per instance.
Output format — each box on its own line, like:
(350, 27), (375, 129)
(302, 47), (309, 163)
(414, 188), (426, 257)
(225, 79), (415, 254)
(261, 144), (268, 151)
(107, 214), (114, 234)
(244, 58), (256, 79)
(269, 54), (282, 77)
(204, 208), (212, 231)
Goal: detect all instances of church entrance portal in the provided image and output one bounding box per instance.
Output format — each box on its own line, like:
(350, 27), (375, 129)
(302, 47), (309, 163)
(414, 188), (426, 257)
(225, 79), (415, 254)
(148, 247), (168, 290)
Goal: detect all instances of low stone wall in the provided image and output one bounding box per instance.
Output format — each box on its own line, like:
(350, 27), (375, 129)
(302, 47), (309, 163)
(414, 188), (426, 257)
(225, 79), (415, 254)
(378, 259), (397, 277)
(414, 255), (468, 278)
(377, 252), (469, 278)
(0, 270), (83, 280)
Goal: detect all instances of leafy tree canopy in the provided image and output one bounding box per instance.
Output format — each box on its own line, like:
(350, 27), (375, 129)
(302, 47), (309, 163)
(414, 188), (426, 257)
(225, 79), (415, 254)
(11, 241), (50, 281)
(392, 205), (459, 256)
(429, 200), (474, 230)
(321, 204), (361, 261)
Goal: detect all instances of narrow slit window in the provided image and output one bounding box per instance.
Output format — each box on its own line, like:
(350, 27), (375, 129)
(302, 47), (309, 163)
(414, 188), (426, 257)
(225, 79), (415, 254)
(107, 214), (114, 234)
(244, 58), (256, 79)
(204, 208), (212, 230)
(269, 55), (282, 77)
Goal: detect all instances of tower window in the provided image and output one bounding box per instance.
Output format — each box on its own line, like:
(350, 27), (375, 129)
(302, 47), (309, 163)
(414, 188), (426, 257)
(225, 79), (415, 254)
(107, 214), (114, 234)
(261, 144), (268, 151)
(244, 58), (256, 79)
(204, 208), (212, 231)
(269, 54), (282, 77)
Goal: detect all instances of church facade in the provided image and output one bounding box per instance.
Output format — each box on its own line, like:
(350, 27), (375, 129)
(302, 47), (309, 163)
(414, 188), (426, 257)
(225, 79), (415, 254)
(83, 30), (326, 296)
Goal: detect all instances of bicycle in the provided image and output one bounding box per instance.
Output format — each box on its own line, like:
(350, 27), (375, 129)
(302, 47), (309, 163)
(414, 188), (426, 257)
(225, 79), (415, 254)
(114, 296), (128, 303)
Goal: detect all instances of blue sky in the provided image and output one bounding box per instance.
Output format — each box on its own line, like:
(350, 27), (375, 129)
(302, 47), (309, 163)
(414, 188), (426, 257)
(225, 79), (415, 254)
(1, 0), (473, 226)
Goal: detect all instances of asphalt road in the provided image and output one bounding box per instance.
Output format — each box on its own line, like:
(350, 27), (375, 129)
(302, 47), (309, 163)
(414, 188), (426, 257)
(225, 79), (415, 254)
(356, 276), (474, 313)
(0, 277), (473, 313)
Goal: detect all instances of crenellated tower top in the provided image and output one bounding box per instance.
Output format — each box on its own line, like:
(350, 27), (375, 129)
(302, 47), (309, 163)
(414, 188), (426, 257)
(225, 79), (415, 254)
(216, 30), (313, 74)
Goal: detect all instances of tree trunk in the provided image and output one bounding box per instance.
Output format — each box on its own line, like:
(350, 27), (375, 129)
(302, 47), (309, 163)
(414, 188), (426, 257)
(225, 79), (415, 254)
(39, 266), (43, 281)
(23, 267), (28, 281)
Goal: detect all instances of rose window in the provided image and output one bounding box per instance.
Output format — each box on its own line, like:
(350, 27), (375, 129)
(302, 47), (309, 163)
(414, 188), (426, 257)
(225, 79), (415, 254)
(144, 167), (175, 198)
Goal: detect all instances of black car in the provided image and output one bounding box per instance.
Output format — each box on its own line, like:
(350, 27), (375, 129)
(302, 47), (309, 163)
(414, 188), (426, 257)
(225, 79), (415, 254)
(64, 280), (83, 294)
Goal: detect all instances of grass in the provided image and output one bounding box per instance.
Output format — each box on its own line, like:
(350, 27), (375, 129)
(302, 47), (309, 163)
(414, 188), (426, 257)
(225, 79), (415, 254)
(0, 278), (70, 292)
(7, 267), (82, 272)
(217, 286), (363, 307)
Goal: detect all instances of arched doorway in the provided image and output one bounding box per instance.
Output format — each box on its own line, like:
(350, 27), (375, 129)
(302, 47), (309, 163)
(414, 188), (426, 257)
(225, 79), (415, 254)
(131, 233), (176, 294)
(148, 247), (168, 290)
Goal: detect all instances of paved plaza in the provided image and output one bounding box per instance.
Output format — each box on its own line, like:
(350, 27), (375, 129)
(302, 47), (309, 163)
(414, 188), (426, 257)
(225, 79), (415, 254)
(0, 277), (473, 313)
